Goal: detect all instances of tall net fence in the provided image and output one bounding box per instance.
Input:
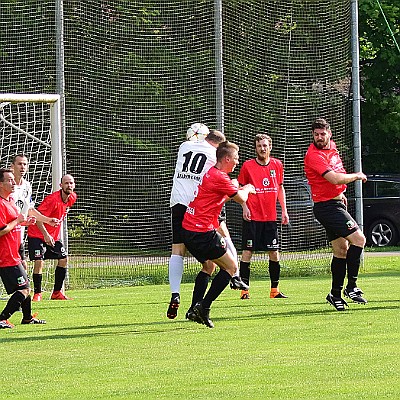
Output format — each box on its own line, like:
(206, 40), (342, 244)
(1, 0), (354, 289)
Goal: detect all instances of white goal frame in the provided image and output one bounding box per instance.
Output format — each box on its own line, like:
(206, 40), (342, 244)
(0, 93), (63, 192)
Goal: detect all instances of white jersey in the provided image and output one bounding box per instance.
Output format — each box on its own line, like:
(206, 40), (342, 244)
(170, 139), (217, 207)
(10, 179), (34, 240)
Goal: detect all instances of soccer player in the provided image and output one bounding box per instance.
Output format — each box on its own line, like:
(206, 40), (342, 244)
(304, 118), (367, 311)
(0, 168), (46, 328)
(27, 174), (77, 301)
(238, 134), (289, 300)
(10, 154), (60, 270)
(167, 127), (246, 320)
(182, 141), (256, 328)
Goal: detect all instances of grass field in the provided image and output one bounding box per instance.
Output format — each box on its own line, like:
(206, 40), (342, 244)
(1, 257), (399, 399)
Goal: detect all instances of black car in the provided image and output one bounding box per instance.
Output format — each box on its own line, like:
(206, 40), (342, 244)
(362, 174), (400, 247)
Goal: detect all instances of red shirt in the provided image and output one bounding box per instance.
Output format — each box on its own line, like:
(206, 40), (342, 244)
(0, 197), (21, 267)
(182, 166), (238, 232)
(28, 190), (77, 240)
(237, 158), (283, 222)
(304, 141), (347, 202)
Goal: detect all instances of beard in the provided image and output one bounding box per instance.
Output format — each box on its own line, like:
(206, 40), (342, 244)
(313, 139), (329, 149)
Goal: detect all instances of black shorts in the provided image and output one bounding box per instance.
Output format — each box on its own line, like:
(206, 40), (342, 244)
(171, 204), (187, 244)
(242, 220), (279, 252)
(313, 200), (359, 242)
(28, 237), (68, 261)
(0, 264), (30, 294)
(182, 228), (227, 264)
(18, 243), (26, 261)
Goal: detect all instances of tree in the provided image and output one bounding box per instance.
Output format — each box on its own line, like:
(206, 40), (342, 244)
(359, 0), (400, 173)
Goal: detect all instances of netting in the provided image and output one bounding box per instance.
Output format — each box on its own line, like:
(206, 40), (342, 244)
(0, 0), (355, 289)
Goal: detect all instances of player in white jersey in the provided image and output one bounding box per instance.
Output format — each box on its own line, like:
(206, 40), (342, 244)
(167, 127), (247, 320)
(10, 154), (60, 270)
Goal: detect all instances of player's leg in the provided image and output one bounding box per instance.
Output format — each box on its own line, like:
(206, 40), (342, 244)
(268, 250), (287, 298)
(28, 237), (45, 301)
(343, 229), (367, 304)
(239, 220), (255, 299)
(48, 241), (71, 300)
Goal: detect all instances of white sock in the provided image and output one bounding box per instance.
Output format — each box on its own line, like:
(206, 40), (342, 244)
(224, 237), (239, 277)
(169, 255), (184, 294)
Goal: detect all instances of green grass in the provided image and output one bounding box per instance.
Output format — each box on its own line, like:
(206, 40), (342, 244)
(1, 257), (400, 399)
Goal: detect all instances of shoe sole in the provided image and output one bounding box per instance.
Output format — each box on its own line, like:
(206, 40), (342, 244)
(167, 302), (179, 319)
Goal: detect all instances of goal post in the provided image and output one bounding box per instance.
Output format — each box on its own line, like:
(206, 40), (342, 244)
(0, 93), (63, 192)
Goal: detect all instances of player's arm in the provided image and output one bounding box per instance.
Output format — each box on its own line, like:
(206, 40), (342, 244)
(277, 184), (289, 225)
(323, 170), (367, 185)
(232, 184), (256, 205)
(36, 220), (55, 247)
(0, 214), (28, 237)
(28, 207), (60, 226)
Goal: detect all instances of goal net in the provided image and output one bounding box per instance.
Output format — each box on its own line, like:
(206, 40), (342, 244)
(0, 94), (63, 297)
(1, 1), (354, 288)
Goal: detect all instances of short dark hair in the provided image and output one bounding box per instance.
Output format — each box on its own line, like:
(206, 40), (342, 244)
(206, 129), (226, 145)
(11, 153), (28, 164)
(312, 118), (330, 130)
(254, 133), (272, 148)
(216, 141), (239, 162)
(0, 168), (13, 182)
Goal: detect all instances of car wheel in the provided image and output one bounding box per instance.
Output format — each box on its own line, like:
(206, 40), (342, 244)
(368, 219), (399, 247)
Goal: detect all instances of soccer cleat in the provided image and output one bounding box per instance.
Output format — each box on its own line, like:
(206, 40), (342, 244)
(185, 307), (202, 324)
(270, 289), (288, 299)
(229, 276), (249, 291)
(21, 313), (46, 325)
(0, 320), (14, 329)
(326, 293), (348, 311)
(240, 290), (250, 300)
(344, 287), (367, 304)
(51, 291), (72, 300)
(193, 302), (214, 328)
(167, 295), (180, 319)
(32, 293), (42, 302)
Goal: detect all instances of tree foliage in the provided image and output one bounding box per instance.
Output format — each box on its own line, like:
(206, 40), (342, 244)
(359, 0), (400, 173)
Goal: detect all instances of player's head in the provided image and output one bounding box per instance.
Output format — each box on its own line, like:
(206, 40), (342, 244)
(0, 168), (16, 195)
(60, 174), (75, 195)
(11, 154), (29, 178)
(254, 133), (272, 160)
(206, 129), (226, 148)
(216, 141), (239, 173)
(312, 118), (332, 149)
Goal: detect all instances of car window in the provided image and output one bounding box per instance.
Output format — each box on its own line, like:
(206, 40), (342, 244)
(376, 181), (400, 197)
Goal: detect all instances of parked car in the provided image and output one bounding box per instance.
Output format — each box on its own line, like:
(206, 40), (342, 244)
(361, 174), (400, 247)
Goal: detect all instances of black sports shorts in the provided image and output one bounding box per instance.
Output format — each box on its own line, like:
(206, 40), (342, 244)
(241, 220), (279, 252)
(313, 200), (359, 242)
(182, 228), (227, 264)
(0, 264), (30, 294)
(28, 237), (67, 261)
(171, 203), (187, 244)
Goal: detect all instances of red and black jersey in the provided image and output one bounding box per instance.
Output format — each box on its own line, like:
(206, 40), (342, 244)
(304, 141), (347, 202)
(182, 166), (238, 232)
(0, 197), (21, 267)
(237, 158), (283, 222)
(28, 190), (77, 240)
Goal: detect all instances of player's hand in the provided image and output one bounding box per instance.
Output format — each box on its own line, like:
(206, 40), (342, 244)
(281, 213), (289, 225)
(356, 172), (367, 183)
(47, 218), (60, 227)
(25, 216), (37, 226)
(242, 203), (251, 221)
(243, 183), (256, 194)
(17, 214), (27, 224)
(44, 233), (55, 247)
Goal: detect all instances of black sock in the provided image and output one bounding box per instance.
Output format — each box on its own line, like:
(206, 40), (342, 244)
(0, 291), (26, 320)
(269, 260), (280, 288)
(21, 294), (32, 321)
(239, 261), (250, 286)
(54, 266), (66, 292)
(346, 245), (363, 289)
(191, 271), (211, 307)
(202, 269), (231, 309)
(33, 273), (43, 294)
(330, 256), (347, 297)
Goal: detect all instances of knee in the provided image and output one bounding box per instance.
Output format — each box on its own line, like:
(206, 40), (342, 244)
(241, 250), (252, 262)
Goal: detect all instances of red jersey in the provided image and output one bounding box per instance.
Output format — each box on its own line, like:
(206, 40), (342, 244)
(28, 190), (77, 240)
(0, 197), (22, 267)
(237, 158), (283, 222)
(304, 141), (347, 202)
(182, 166), (238, 232)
